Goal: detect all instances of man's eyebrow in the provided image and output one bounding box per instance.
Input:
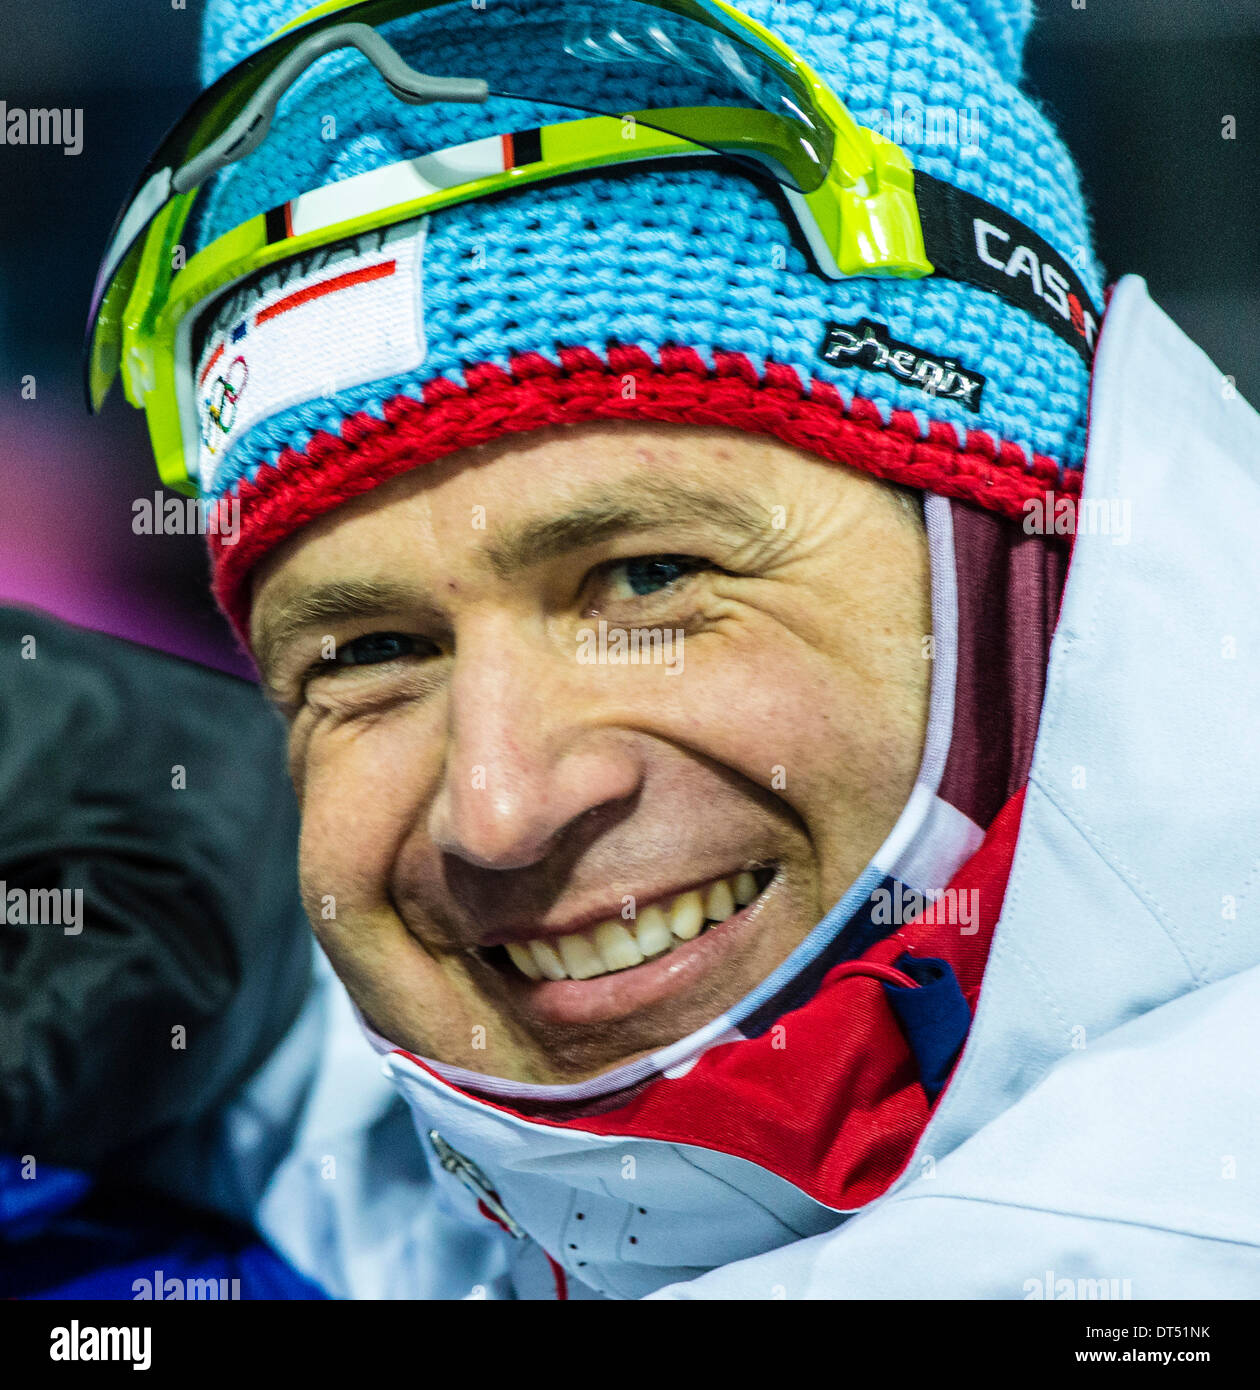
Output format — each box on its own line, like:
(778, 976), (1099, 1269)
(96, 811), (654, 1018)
(253, 481), (769, 678)
(253, 578), (428, 683)
(481, 477), (769, 580)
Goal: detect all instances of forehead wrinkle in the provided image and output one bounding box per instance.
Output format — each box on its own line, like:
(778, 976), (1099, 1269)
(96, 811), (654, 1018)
(479, 477), (770, 581)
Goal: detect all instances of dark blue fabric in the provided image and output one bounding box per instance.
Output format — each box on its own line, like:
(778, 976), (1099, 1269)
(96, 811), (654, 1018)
(882, 955), (973, 1105)
(20, 1238), (330, 1301)
(0, 1159), (93, 1239)
(0, 1156), (328, 1300)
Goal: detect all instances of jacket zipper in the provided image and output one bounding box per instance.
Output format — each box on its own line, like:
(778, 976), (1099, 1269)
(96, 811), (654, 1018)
(427, 1129), (525, 1240)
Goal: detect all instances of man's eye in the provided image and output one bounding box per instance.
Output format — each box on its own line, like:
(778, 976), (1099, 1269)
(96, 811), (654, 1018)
(325, 632), (434, 670)
(602, 555), (706, 600)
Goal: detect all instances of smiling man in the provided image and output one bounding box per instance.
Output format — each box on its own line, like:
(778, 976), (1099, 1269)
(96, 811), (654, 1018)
(86, 0), (1260, 1299)
(252, 424), (931, 1084)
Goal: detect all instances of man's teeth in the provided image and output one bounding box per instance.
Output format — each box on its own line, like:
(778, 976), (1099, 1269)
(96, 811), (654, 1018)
(501, 870), (764, 983)
(592, 920), (643, 971)
(670, 890), (704, 942)
(634, 905), (672, 958)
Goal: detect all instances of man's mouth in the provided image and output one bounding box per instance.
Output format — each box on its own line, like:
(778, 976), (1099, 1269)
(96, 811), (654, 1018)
(489, 869), (774, 984)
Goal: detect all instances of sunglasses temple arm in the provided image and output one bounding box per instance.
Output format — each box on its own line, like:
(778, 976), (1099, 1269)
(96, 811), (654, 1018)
(172, 21), (489, 195)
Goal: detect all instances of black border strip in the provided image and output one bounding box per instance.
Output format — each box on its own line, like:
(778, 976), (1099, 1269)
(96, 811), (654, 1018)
(915, 171), (1101, 366)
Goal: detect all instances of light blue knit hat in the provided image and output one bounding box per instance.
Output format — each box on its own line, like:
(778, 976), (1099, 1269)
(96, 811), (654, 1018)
(196, 0), (1104, 632)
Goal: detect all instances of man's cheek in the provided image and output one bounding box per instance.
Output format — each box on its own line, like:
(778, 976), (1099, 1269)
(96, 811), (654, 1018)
(681, 639), (870, 796)
(298, 829), (375, 934)
(296, 759), (415, 923)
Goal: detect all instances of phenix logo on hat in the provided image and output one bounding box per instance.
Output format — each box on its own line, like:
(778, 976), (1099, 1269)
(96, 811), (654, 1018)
(819, 318), (988, 412)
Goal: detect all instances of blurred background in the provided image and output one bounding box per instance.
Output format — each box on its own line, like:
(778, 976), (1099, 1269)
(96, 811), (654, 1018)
(1, 0), (1257, 672)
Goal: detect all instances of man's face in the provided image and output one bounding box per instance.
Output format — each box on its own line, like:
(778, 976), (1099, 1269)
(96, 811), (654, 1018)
(253, 422), (931, 1083)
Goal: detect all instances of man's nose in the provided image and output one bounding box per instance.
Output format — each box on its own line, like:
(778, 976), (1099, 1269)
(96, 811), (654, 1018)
(427, 627), (641, 870)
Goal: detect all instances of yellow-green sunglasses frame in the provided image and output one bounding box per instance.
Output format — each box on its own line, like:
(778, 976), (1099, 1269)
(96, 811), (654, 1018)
(93, 0), (946, 495)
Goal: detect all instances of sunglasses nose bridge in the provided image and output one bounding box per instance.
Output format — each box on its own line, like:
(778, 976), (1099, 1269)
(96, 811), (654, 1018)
(173, 22), (490, 196)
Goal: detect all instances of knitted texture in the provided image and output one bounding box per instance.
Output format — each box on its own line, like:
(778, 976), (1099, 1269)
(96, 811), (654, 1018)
(210, 345), (1078, 635)
(195, 0), (1103, 629)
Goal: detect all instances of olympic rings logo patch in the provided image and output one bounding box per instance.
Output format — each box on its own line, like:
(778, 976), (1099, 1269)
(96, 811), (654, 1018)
(200, 355), (250, 454)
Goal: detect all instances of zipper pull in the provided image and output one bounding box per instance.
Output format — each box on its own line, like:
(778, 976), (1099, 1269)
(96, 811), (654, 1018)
(428, 1129), (525, 1240)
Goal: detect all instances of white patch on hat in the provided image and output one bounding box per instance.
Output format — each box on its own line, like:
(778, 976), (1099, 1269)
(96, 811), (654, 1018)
(193, 217), (428, 493)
